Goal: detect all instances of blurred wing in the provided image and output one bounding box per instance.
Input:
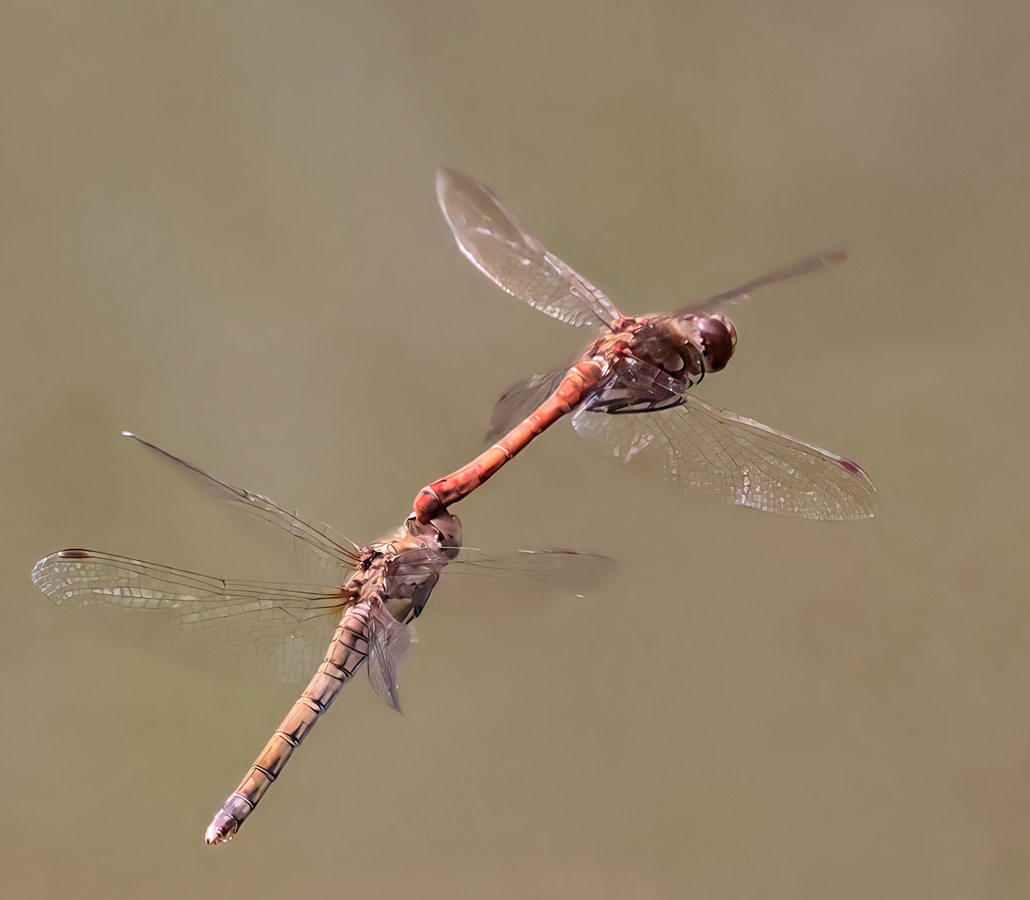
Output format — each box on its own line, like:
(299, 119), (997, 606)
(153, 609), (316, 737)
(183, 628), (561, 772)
(32, 550), (345, 683)
(485, 363), (572, 443)
(437, 169), (622, 328)
(674, 250), (848, 316)
(366, 603), (417, 713)
(571, 391), (877, 520)
(124, 433), (358, 584)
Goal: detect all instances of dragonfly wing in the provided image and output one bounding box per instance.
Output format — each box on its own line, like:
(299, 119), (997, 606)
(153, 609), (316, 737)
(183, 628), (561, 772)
(441, 549), (614, 597)
(674, 250), (848, 317)
(485, 362), (572, 443)
(31, 550), (345, 683)
(388, 542), (614, 598)
(366, 603), (417, 713)
(124, 433), (357, 584)
(571, 386), (877, 520)
(437, 169), (622, 328)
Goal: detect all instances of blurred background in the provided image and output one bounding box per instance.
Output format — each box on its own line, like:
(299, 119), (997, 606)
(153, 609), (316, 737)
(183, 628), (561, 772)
(2, 2), (1028, 898)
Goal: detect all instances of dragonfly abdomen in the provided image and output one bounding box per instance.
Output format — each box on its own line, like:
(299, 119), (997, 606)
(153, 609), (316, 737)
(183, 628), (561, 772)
(413, 359), (605, 522)
(205, 603), (371, 844)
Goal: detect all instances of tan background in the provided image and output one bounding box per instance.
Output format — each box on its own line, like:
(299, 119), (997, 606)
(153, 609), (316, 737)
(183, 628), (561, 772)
(2, 2), (1028, 898)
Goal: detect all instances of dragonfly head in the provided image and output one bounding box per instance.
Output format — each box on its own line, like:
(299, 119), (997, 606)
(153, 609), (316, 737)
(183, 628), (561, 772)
(403, 510), (463, 561)
(699, 313), (737, 372)
(678, 313), (737, 374)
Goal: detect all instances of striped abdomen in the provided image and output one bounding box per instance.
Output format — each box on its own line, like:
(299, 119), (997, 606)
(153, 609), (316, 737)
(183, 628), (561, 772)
(205, 602), (371, 844)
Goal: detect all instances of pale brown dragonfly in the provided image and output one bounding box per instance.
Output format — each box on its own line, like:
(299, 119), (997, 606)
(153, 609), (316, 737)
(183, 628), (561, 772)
(415, 170), (876, 524)
(31, 434), (611, 844)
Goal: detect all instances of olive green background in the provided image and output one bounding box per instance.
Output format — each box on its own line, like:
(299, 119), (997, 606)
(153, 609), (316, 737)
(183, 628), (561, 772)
(2, 2), (1028, 898)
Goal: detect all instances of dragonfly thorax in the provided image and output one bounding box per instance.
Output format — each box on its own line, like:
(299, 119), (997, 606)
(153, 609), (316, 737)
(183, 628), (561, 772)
(615, 316), (706, 383)
(358, 548), (383, 572)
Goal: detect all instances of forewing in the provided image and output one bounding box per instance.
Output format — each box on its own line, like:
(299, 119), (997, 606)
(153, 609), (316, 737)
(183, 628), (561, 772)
(444, 549), (614, 598)
(366, 603), (417, 712)
(674, 250), (848, 317)
(31, 550), (345, 683)
(124, 433), (357, 584)
(389, 543), (614, 598)
(485, 363), (572, 443)
(437, 169), (622, 328)
(572, 390), (877, 520)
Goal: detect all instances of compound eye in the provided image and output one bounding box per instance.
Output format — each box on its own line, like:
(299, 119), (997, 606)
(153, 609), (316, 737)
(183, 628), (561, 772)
(699, 314), (736, 372)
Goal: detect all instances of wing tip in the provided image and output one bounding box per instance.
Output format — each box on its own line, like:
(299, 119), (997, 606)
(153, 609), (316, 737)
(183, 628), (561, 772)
(30, 555), (50, 588)
(436, 167), (472, 202)
(122, 431), (157, 453)
(839, 456), (868, 479)
(838, 456), (878, 519)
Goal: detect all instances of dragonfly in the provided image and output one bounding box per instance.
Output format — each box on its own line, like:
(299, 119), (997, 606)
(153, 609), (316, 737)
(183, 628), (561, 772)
(31, 434), (611, 844)
(415, 170), (876, 524)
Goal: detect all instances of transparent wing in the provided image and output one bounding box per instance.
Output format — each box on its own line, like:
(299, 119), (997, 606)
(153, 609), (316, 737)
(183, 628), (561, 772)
(31, 550), (346, 683)
(437, 169), (622, 328)
(674, 250), (848, 317)
(124, 433), (358, 584)
(366, 602), (417, 713)
(391, 546), (614, 598)
(485, 362), (572, 443)
(445, 549), (614, 597)
(571, 369), (876, 520)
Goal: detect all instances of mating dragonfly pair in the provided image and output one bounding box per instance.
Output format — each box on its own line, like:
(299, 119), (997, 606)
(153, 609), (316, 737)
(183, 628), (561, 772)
(32, 171), (876, 844)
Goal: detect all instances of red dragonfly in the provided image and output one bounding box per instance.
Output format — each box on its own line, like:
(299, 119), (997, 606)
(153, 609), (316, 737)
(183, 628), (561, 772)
(416, 170), (876, 524)
(31, 434), (611, 844)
